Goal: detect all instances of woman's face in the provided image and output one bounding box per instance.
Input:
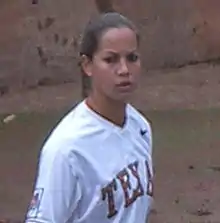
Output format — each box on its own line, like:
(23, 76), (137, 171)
(82, 27), (141, 102)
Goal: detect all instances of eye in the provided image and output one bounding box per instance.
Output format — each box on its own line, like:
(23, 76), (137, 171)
(127, 53), (139, 62)
(103, 55), (119, 64)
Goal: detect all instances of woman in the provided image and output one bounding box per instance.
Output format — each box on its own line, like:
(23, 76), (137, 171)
(25, 12), (154, 223)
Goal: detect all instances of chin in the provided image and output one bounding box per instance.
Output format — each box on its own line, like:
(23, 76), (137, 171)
(114, 93), (133, 104)
(105, 89), (135, 104)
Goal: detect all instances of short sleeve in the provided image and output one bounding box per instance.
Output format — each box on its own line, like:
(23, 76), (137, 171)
(25, 144), (81, 223)
(139, 114), (153, 156)
(146, 120), (153, 156)
(140, 115), (154, 176)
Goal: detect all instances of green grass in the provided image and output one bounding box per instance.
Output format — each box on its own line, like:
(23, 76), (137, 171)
(1, 107), (219, 153)
(0, 108), (220, 220)
(145, 108), (220, 148)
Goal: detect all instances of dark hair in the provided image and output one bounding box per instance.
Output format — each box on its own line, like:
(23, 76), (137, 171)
(79, 12), (140, 60)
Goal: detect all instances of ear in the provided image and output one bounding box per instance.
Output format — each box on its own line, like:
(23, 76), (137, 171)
(80, 55), (93, 77)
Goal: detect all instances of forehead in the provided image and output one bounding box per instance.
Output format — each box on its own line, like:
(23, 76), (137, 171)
(97, 27), (138, 53)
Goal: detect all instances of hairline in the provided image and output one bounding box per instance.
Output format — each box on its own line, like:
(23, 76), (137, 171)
(86, 26), (139, 59)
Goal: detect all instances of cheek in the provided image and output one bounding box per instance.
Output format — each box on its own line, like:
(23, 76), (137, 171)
(92, 60), (111, 75)
(131, 63), (141, 79)
(92, 62), (115, 82)
(91, 66), (114, 90)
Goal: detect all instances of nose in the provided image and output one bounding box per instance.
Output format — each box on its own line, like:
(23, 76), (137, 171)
(117, 58), (129, 76)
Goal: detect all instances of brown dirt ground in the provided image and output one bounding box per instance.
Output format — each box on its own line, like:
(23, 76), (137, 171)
(1, 63), (220, 114)
(1, 63), (220, 223)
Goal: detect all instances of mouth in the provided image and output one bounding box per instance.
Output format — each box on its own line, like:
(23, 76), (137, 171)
(116, 81), (133, 92)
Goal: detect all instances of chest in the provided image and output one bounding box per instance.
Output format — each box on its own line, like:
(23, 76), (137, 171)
(77, 129), (151, 181)
(74, 130), (153, 220)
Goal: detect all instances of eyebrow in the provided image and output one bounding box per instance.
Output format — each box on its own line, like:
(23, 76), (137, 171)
(103, 50), (138, 55)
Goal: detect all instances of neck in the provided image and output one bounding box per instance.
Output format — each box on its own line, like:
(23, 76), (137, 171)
(86, 92), (127, 127)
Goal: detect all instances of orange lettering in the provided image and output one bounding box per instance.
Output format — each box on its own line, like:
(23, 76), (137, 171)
(102, 179), (118, 218)
(145, 160), (154, 197)
(128, 161), (144, 200)
(117, 168), (135, 208)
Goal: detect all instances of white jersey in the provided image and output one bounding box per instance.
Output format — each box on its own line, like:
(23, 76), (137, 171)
(25, 100), (154, 223)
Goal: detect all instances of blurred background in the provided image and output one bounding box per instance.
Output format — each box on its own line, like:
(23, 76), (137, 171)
(0, 0), (220, 222)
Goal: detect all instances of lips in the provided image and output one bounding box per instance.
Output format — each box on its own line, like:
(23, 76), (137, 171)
(116, 81), (132, 87)
(116, 81), (133, 92)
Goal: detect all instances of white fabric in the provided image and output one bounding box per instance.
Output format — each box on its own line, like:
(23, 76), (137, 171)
(25, 100), (153, 223)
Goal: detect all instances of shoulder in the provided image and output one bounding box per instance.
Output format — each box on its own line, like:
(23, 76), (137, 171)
(40, 100), (108, 158)
(37, 101), (89, 172)
(126, 103), (152, 133)
(126, 104), (153, 156)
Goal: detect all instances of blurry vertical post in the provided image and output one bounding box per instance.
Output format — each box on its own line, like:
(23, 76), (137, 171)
(32, 0), (38, 4)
